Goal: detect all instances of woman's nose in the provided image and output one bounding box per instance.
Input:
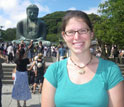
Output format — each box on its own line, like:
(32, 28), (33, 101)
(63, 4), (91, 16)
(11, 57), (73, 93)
(73, 32), (80, 40)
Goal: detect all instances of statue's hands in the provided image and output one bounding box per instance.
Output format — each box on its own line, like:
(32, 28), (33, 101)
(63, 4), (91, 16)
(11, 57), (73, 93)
(28, 31), (37, 37)
(19, 36), (26, 40)
(37, 37), (43, 40)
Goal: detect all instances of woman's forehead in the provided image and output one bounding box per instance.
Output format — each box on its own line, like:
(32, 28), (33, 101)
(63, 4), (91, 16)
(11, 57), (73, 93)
(65, 18), (88, 29)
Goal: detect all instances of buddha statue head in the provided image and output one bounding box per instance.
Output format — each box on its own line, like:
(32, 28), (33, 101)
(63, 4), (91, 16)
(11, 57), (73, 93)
(26, 4), (39, 21)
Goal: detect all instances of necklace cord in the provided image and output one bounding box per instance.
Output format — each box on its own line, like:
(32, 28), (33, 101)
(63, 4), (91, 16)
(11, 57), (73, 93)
(70, 56), (92, 69)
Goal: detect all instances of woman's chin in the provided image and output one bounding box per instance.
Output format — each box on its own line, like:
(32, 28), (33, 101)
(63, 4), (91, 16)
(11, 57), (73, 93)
(73, 49), (84, 54)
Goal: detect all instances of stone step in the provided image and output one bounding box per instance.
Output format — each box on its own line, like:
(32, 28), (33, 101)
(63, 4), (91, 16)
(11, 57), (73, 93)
(3, 72), (12, 75)
(2, 63), (16, 67)
(119, 65), (124, 68)
(2, 65), (16, 68)
(120, 68), (124, 71)
(118, 65), (124, 74)
(2, 63), (16, 84)
(3, 67), (15, 71)
(118, 64), (124, 68)
(3, 75), (12, 79)
(2, 79), (14, 84)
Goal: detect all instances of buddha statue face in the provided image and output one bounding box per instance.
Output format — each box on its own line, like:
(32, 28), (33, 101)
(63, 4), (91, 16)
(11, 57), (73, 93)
(26, 4), (39, 21)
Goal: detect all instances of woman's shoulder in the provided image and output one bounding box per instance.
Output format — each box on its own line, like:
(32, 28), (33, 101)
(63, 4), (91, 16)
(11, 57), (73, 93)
(99, 58), (124, 90)
(99, 57), (120, 73)
(100, 57), (117, 66)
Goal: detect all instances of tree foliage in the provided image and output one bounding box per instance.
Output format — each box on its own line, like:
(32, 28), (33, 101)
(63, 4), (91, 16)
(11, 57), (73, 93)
(41, 11), (66, 42)
(96, 0), (124, 48)
(1, 28), (16, 41)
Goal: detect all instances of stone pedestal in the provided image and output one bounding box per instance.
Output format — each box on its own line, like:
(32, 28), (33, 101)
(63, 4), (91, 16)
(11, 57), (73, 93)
(12, 39), (51, 46)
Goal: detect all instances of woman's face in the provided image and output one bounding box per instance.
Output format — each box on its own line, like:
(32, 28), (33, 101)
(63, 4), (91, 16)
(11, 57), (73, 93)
(62, 17), (93, 55)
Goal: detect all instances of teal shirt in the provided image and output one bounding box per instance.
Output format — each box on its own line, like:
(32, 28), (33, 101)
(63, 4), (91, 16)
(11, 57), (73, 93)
(44, 58), (124, 107)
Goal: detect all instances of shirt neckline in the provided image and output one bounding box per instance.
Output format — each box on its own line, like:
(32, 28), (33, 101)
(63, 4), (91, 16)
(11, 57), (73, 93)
(64, 57), (101, 86)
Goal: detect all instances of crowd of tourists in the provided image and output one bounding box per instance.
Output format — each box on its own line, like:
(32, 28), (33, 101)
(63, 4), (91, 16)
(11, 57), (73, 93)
(0, 40), (59, 63)
(0, 40), (68, 107)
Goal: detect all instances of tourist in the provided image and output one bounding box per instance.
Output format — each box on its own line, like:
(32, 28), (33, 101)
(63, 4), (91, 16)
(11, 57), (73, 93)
(27, 40), (34, 62)
(38, 41), (44, 54)
(28, 53), (45, 94)
(43, 46), (48, 57)
(7, 43), (14, 63)
(113, 46), (119, 63)
(57, 41), (67, 61)
(41, 10), (124, 107)
(12, 49), (31, 107)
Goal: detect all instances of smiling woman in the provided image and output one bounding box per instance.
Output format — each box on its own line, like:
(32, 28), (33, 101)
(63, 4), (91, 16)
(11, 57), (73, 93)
(42, 10), (124, 107)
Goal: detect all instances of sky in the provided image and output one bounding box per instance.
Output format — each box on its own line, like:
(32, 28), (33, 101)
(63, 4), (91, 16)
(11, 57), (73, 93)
(0, 0), (106, 30)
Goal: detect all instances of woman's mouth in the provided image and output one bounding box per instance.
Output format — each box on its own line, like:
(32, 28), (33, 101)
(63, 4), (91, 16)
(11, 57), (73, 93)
(73, 42), (84, 48)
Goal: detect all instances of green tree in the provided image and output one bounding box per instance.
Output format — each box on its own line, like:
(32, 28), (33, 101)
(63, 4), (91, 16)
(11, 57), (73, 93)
(41, 11), (66, 42)
(94, 0), (124, 58)
(99, 0), (124, 46)
(46, 33), (59, 42)
(1, 28), (16, 41)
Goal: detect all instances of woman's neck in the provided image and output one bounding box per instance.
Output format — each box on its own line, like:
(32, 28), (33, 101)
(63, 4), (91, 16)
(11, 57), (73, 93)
(70, 51), (92, 66)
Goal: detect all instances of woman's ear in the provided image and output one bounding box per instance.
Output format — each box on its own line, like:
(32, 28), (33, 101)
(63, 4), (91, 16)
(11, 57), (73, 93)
(61, 31), (65, 37)
(61, 31), (66, 40)
(91, 32), (94, 39)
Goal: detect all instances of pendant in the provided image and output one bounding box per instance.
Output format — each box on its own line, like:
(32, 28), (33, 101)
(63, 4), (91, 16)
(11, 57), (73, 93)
(78, 69), (85, 75)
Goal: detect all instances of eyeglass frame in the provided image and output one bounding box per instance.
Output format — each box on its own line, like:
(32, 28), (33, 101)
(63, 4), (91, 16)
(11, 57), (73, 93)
(64, 28), (90, 37)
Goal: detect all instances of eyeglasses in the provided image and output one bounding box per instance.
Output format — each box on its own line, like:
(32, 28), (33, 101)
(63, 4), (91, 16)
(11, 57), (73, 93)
(64, 29), (90, 37)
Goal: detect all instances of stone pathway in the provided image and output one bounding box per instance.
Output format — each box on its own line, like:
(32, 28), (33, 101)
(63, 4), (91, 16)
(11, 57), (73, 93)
(2, 85), (41, 107)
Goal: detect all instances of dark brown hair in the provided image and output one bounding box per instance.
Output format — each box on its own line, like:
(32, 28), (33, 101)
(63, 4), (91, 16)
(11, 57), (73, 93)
(61, 10), (93, 32)
(18, 49), (25, 59)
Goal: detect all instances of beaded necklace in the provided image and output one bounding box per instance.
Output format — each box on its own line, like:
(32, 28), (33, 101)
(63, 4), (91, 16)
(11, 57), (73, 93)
(70, 56), (92, 74)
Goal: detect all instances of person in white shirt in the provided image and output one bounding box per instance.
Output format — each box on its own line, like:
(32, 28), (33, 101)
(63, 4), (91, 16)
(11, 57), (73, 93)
(7, 43), (14, 63)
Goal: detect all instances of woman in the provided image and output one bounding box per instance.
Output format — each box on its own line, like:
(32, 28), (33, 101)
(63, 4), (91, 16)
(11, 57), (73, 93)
(12, 48), (31, 107)
(41, 10), (124, 107)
